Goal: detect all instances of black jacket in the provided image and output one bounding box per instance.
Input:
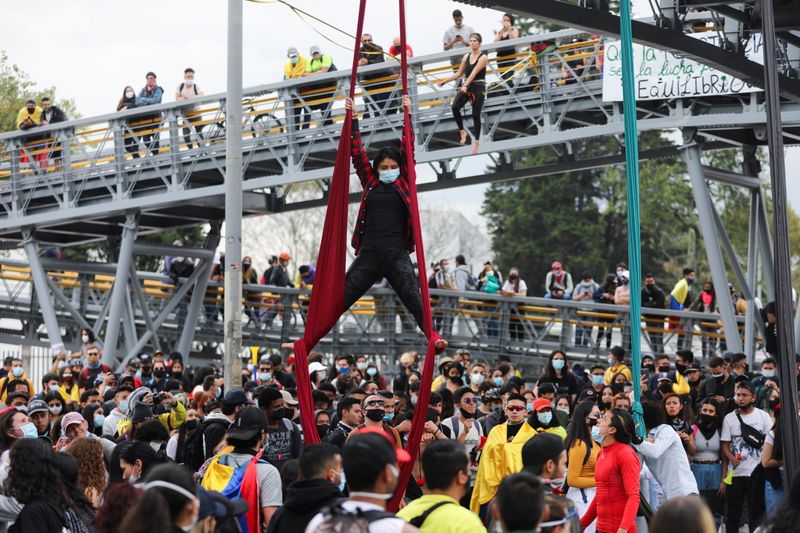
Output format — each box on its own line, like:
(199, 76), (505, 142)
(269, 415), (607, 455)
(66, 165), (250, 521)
(267, 479), (341, 533)
(42, 105), (68, 124)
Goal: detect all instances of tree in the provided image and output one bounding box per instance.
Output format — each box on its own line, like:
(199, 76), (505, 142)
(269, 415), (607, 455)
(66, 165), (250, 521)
(0, 51), (78, 133)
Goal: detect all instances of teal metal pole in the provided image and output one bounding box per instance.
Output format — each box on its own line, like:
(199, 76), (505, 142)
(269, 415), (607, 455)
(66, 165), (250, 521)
(619, 0), (645, 439)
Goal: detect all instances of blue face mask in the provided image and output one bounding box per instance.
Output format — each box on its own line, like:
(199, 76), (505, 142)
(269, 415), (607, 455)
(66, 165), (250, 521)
(290, 56), (299, 64)
(258, 372), (272, 382)
(591, 425), (604, 444)
(538, 411), (553, 425)
(490, 405), (502, 413)
(119, 400), (129, 413)
(552, 359), (565, 371)
(337, 469), (347, 493)
(11, 367), (23, 378)
(592, 375), (604, 387)
(526, 403), (533, 411)
(493, 377), (504, 387)
(87, 361), (101, 370)
(20, 422), (38, 439)
(378, 169), (400, 184)
(94, 414), (106, 428)
(215, 387), (222, 398)
(383, 413), (393, 422)
(366, 368), (378, 377)
(337, 367), (350, 375)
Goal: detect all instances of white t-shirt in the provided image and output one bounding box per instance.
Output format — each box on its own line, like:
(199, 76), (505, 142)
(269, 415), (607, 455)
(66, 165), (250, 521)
(502, 279), (528, 294)
(441, 415), (483, 458)
(305, 500), (405, 533)
(720, 407), (773, 477)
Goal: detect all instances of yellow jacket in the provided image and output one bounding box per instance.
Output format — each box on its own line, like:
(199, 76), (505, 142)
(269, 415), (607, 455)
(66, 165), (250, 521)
(58, 383), (81, 404)
(604, 362), (632, 385)
(117, 400), (187, 437)
(0, 374), (36, 403)
(672, 371), (691, 395)
(16, 106), (42, 129)
(470, 422), (536, 512)
(284, 57), (308, 79)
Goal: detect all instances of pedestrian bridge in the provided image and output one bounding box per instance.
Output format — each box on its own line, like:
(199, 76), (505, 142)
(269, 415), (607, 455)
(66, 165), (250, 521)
(0, 258), (751, 371)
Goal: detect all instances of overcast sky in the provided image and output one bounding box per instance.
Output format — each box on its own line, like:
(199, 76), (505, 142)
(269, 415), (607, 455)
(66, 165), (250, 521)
(3, 0), (799, 224)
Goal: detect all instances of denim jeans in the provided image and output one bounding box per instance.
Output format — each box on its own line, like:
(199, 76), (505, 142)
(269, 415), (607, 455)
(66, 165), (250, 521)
(764, 476), (785, 517)
(691, 461), (722, 491)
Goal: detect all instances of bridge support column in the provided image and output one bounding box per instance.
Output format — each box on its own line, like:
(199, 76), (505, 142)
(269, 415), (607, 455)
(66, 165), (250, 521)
(177, 221), (221, 361)
(102, 213), (138, 367)
(745, 190), (759, 362)
(21, 231), (64, 355)
(681, 135), (743, 353)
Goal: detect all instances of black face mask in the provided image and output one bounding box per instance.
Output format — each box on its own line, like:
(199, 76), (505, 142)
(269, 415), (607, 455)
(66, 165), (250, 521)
(449, 375), (462, 384)
(365, 409), (385, 422)
(142, 365), (152, 374)
(675, 363), (687, 375)
(317, 424), (331, 438)
(643, 364), (655, 373)
(459, 407), (474, 420)
(657, 365), (670, 373)
(153, 370), (165, 379)
(171, 370), (182, 377)
(269, 408), (285, 421)
(696, 413), (715, 427)
(184, 419), (200, 432)
(658, 383), (673, 394)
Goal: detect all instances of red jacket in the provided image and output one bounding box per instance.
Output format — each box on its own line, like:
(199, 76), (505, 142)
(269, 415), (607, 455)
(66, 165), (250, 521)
(580, 440), (640, 533)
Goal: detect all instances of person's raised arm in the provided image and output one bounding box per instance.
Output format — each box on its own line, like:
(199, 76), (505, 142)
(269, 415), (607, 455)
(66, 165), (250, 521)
(345, 97), (372, 187)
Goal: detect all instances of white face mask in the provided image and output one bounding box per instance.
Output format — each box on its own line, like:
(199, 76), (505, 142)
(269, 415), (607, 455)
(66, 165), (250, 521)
(81, 335), (90, 344)
(184, 78), (194, 85)
(470, 373), (485, 386)
(125, 90), (135, 98)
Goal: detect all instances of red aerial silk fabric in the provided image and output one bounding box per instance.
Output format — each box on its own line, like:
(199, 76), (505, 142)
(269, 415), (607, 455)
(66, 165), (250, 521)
(290, 1), (438, 511)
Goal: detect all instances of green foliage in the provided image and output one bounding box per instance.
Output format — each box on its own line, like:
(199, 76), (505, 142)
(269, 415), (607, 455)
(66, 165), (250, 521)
(0, 51), (79, 133)
(482, 132), (697, 294)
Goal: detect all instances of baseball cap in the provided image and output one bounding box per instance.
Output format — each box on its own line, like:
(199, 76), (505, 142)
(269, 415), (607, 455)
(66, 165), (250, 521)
(738, 381), (756, 395)
(229, 407), (267, 440)
(656, 372), (673, 383)
(280, 390), (298, 407)
(310, 45), (321, 55)
(287, 47), (298, 58)
(27, 399), (48, 416)
(532, 398), (553, 411)
(686, 364), (702, 373)
(223, 389), (252, 407)
(61, 411), (85, 430)
(279, 251), (291, 261)
(309, 361), (327, 374)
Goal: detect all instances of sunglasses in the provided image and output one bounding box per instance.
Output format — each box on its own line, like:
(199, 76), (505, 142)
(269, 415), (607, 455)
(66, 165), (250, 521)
(506, 405), (526, 412)
(460, 398), (477, 405)
(362, 39), (373, 43)
(365, 400), (384, 408)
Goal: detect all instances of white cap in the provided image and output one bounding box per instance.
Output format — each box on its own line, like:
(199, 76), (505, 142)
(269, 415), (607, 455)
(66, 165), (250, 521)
(309, 361), (327, 374)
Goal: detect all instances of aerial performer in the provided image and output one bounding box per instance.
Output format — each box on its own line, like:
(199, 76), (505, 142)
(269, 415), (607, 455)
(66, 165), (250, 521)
(437, 32), (489, 155)
(282, 94), (448, 354)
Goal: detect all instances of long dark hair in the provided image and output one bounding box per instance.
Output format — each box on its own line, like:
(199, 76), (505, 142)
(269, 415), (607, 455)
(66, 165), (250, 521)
(120, 440), (165, 481)
(372, 146), (404, 175)
(96, 483), (141, 533)
(117, 86), (135, 111)
(565, 400), (597, 465)
(6, 439), (71, 506)
(660, 392), (693, 429)
(119, 464), (197, 533)
(608, 408), (643, 445)
(539, 350), (569, 383)
(0, 409), (22, 453)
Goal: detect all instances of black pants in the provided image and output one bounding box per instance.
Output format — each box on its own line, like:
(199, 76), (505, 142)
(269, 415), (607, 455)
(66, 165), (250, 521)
(452, 82), (485, 140)
(726, 475), (754, 533)
(344, 246), (426, 332)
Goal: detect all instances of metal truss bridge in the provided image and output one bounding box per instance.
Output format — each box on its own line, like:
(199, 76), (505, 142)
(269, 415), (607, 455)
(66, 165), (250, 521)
(0, 15), (797, 368)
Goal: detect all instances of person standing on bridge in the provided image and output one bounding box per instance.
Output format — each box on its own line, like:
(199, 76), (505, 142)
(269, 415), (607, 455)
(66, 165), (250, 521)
(437, 33), (488, 155)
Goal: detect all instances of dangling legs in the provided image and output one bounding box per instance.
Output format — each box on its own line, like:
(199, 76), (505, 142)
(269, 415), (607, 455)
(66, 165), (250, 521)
(451, 91), (469, 145)
(469, 84), (486, 155)
(382, 247), (447, 352)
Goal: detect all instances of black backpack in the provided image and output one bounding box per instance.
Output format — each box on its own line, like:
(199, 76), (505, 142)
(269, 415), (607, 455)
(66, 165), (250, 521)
(183, 418), (230, 471)
(179, 82), (199, 95)
(316, 501), (396, 531)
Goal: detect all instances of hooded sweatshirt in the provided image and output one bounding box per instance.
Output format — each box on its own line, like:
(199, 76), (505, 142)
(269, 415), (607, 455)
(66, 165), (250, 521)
(267, 478), (342, 533)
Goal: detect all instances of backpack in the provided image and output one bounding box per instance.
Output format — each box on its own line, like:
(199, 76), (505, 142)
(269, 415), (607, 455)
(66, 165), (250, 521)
(736, 411), (766, 449)
(316, 501), (396, 531)
(183, 418), (230, 472)
(408, 501), (455, 528)
(179, 82), (199, 95)
(201, 448), (268, 533)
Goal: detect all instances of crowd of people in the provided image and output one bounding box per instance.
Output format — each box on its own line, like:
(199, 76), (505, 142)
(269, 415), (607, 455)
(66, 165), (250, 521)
(12, 9), (608, 169)
(0, 333), (796, 533)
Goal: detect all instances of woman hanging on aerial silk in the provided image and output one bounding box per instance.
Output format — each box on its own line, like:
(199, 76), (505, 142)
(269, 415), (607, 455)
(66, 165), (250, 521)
(437, 33), (489, 155)
(283, 94), (447, 353)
